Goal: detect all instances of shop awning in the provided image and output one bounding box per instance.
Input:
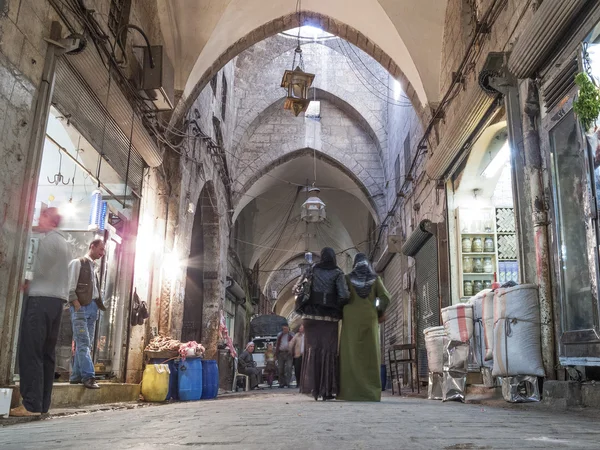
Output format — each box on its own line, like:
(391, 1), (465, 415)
(508, 0), (587, 79)
(401, 220), (433, 257)
(65, 46), (163, 167)
(425, 86), (499, 180)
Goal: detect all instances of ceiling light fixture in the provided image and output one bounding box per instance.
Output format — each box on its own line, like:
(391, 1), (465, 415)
(280, 0), (315, 116)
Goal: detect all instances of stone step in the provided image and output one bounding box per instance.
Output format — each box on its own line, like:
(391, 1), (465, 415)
(10, 383), (141, 409)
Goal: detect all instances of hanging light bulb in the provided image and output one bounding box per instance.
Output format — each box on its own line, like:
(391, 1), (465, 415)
(301, 187), (326, 223)
(64, 198), (76, 217)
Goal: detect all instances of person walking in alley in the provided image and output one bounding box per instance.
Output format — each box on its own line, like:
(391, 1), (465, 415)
(275, 323), (294, 388)
(263, 343), (276, 388)
(294, 247), (349, 401)
(338, 253), (390, 402)
(68, 239), (107, 389)
(11, 207), (71, 417)
(289, 324), (305, 388)
(238, 342), (261, 390)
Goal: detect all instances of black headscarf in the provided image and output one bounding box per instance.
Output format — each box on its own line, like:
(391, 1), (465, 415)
(314, 247), (338, 270)
(348, 253), (377, 298)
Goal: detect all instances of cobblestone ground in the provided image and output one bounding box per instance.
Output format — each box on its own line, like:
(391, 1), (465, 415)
(1, 391), (599, 449)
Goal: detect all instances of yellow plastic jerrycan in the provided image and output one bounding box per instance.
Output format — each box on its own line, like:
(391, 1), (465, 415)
(141, 363), (170, 402)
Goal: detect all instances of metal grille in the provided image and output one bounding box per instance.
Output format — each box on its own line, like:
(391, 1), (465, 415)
(53, 57), (144, 194)
(108, 0), (131, 41)
(414, 236), (439, 379)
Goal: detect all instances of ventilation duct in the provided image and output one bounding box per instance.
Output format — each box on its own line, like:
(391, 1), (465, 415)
(425, 86), (499, 180)
(508, 0), (587, 79)
(66, 46), (162, 167)
(401, 220), (433, 257)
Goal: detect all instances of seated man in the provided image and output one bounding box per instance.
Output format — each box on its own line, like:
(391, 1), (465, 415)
(238, 342), (261, 390)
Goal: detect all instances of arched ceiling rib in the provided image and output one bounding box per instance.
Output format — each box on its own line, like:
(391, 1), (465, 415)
(159, 0), (448, 118)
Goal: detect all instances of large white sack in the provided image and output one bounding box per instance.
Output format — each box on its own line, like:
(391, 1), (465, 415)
(468, 291), (493, 369)
(424, 326), (446, 373)
(482, 290), (495, 361)
(441, 304), (473, 342)
(492, 284), (545, 377)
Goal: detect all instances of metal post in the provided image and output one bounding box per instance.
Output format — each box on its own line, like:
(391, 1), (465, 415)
(521, 79), (556, 380)
(490, 73), (557, 380)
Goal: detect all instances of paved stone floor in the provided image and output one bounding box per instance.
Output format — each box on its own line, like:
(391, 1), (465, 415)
(1, 390), (599, 449)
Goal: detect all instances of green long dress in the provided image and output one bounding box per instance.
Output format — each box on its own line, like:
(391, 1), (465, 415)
(338, 276), (390, 402)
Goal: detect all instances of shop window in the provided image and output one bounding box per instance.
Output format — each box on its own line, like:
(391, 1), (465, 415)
(108, 0), (132, 47)
(210, 74), (218, 96)
(305, 101), (321, 120)
(549, 110), (596, 332)
(221, 73), (228, 120)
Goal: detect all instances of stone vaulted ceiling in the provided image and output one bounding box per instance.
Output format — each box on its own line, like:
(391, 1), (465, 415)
(158, 0), (448, 109)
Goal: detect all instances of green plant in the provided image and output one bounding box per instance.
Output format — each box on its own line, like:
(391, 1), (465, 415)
(573, 72), (600, 131)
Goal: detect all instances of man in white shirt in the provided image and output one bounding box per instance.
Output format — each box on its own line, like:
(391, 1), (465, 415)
(11, 207), (71, 417)
(68, 239), (106, 389)
(275, 324), (294, 388)
(289, 324), (305, 388)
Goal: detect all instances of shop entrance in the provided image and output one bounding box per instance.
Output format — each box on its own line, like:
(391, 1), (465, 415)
(20, 108), (138, 381)
(447, 121), (520, 303)
(182, 183), (220, 342)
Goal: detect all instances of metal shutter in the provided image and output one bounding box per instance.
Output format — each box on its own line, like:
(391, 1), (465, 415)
(53, 57), (145, 195)
(414, 237), (440, 379)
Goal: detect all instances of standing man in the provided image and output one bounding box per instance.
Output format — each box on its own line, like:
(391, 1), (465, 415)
(68, 238), (106, 389)
(275, 323), (294, 388)
(11, 207), (71, 417)
(289, 324), (305, 388)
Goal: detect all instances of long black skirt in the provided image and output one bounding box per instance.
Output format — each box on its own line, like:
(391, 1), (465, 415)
(299, 319), (339, 399)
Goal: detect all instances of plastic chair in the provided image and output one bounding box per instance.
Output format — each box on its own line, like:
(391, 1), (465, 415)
(388, 343), (420, 394)
(232, 357), (250, 392)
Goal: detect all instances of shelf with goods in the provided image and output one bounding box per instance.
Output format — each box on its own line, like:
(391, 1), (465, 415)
(494, 207), (519, 283)
(456, 207), (498, 299)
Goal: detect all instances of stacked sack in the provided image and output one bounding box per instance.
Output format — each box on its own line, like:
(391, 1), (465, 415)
(467, 290), (494, 370)
(424, 326), (446, 400)
(440, 303), (473, 402)
(492, 284), (544, 377)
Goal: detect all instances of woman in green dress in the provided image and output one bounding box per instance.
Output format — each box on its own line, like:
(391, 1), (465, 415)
(339, 253), (391, 402)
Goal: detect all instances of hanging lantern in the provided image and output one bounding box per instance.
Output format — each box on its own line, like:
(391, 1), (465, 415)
(281, 35), (315, 117)
(281, 65), (315, 116)
(301, 187), (326, 223)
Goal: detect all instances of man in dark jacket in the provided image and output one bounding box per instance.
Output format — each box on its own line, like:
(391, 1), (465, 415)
(238, 342), (261, 390)
(67, 239), (106, 389)
(275, 324), (294, 388)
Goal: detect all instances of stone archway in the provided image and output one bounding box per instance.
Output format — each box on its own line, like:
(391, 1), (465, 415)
(182, 181), (222, 358)
(172, 11), (426, 124)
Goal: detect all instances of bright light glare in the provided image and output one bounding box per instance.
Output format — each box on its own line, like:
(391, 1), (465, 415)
(163, 252), (182, 279)
(280, 26), (335, 41)
(63, 200), (76, 217)
(482, 141), (510, 179)
(393, 79), (403, 101)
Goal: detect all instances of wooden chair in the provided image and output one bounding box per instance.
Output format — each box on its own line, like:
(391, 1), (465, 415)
(232, 357), (250, 392)
(388, 343), (420, 395)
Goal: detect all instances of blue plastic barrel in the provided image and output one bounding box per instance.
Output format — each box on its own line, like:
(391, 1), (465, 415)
(149, 358), (179, 400)
(178, 357), (203, 401)
(201, 360), (219, 400)
(381, 364), (387, 391)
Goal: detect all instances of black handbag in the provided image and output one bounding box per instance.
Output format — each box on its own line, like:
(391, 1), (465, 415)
(293, 266), (313, 313)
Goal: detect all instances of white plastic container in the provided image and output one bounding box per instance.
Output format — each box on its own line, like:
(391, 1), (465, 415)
(0, 388), (13, 418)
